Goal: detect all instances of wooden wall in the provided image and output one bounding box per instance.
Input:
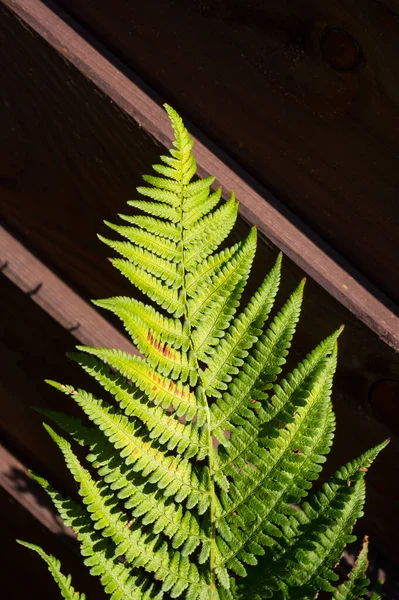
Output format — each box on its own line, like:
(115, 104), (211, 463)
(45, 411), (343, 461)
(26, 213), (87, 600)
(0, 0), (398, 596)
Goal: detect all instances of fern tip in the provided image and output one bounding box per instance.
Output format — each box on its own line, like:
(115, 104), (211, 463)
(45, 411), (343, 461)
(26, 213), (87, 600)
(45, 379), (60, 388)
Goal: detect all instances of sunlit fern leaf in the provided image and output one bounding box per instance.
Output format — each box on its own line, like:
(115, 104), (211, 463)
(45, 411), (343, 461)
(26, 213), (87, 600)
(30, 474), (166, 600)
(92, 297), (190, 351)
(201, 253), (282, 395)
(64, 355), (206, 457)
(24, 104), (387, 600)
(17, 541), (86, 600)
(36, 410), (208, 558)
(103, 221), (180, 261)
(43, 425), (208, 598)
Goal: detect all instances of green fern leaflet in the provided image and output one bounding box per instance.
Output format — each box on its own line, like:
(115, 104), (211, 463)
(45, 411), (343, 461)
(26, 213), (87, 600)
(20, 105), (387, 599)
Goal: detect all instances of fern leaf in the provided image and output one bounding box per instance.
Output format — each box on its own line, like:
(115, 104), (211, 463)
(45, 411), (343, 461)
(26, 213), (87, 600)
(185, 242), (240, 296)
(29, 104), (387, 600)
(188, 228), (257, 325)
(17, 542), (86, 600)
(201, 253), (282, 396)
(332, 537), (370, 600)
(110, 259), (184, 317)
(31, 474), (164, 600)
(127, 200), (179, 222)
(93, 296), (190, 350)
(182, 189), (222, 228)
(210, 280), (306, 439)
(44, 390), (210, 512)
(184, 192), (239, 269)
(118, 214), (179, 240)
(99, 236), (182, 287)
(214, 345), (339, 574)
(44, 425), (207, 595)
(67, 354), (206, 457)
(104, 221), (179, 261)
(38, 411), (209, 558)
(71, 348), (205, 423)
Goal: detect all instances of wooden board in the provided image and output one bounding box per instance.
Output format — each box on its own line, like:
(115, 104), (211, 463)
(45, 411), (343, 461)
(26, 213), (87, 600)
(50, 0), (399, 305)
(0, 0), (399, 562)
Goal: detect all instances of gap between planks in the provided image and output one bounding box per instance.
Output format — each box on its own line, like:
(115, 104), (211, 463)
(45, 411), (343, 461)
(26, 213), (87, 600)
(0, 440), (74, 538)
(0, 226), (137, 353)
(1, 0), (399, 351)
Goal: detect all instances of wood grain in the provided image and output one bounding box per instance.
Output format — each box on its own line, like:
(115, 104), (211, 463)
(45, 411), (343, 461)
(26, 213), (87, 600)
(0, 0), (399, 561)
(48, 0), (399, 305)
(0, 0), (398, 351)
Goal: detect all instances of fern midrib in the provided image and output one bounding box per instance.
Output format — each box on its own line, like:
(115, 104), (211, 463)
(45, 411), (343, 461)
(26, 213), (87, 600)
(177, 165), (217, 597)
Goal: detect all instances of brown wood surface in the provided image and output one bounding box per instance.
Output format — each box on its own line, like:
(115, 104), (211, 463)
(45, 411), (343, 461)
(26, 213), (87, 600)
(0, 0), (399, 563)
(1, 0), (398, 352)
(49, 0), (399, 305)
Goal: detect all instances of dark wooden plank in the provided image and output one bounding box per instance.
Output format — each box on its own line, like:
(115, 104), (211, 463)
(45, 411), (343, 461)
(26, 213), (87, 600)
(47, 0), (399, 305)
(0, 0), (399, 560)
(0, 0), (398, 351)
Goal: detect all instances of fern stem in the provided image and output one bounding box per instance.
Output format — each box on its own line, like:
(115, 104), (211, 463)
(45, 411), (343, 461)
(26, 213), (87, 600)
(177, 157), (217, 597)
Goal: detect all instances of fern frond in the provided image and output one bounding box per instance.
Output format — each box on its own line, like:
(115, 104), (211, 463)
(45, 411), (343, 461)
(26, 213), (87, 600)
(184, 192), (238, 269)
(118, 214), (179, 240)
(210, 279), (306, 441)
(127, 200), (179, 222)
(17, 541), (86, 600)
(67, 354), (206, 457)
(242, 442), (387, 599)
(93, 297), (190, 350)
(201, 253), (282, 396)
(111, 259), (184, 317)
(31, 474), (165, 600)
(104, 222), (180, 261)
(188, 228), (257, 326)
(332, 537), (370, 600)
(44, 389), (210, 513)
(100, 237), (182, 287)
(29, 104), (387, 600)
(70, 348), (205, 423)
(38, 411), (209, 559)
(213, 345), (339, 577)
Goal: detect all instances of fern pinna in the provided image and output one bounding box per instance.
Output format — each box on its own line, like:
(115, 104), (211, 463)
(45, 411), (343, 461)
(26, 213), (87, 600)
(19, 106), (387, 600)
